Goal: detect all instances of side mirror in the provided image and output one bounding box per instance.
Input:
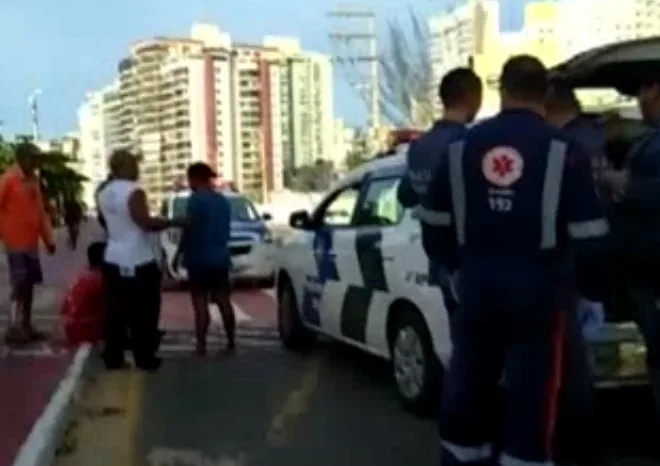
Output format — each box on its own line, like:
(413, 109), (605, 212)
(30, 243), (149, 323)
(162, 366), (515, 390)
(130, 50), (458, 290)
(262, 212), (273, 221)
(289, 210), (311, 229)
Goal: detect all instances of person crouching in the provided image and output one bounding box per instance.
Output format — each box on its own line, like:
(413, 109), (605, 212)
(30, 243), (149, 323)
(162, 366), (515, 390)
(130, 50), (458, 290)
(61, 242), (106, 346)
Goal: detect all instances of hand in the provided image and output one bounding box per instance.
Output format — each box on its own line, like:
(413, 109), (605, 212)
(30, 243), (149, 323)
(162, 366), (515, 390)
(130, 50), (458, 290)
(172, 252), (182, 273)
(46, 243), (56, 255)
(602, 169), (629, 201)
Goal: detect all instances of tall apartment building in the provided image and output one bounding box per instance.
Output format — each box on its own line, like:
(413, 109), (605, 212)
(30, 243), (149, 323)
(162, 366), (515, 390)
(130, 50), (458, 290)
(78, 89), (109, 208)
(428, 0), (500, 114)
(86, 24), (333, 209)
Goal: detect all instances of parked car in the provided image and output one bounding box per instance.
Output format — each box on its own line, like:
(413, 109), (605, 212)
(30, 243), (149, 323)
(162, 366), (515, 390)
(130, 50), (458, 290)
(160, 189), (276, 287)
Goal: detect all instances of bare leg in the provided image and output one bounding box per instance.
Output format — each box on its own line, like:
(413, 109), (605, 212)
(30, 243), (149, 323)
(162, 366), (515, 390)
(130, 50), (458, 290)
(6, 285), (31, 345)
(190, 291), (210, 356)
(211, 290), (236, 353)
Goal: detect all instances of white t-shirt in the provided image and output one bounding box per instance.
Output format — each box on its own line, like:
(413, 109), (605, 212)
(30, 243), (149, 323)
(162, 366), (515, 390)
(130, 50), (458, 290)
(97, 179), (156, 270)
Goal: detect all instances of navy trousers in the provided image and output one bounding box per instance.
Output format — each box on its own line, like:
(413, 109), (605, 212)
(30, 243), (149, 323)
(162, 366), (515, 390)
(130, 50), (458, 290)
(439, 258), (571, 466)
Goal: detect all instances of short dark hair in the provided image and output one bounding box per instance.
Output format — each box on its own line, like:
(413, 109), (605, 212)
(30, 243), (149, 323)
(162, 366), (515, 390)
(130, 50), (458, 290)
(546, 77), (580, 112)
(87, 241), (105, 268)
(439, 67), (482, 108)
(500, 55), (549, 101)
(187, 162), (217, 181)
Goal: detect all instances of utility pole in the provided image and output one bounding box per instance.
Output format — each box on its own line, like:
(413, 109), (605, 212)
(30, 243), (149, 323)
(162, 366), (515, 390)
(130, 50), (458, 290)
(28, 88), (42, 142)
(328, 5), (380, 130)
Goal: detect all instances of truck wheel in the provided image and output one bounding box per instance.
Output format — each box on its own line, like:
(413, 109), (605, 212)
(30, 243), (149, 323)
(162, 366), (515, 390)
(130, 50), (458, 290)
(389, 308), (442, 415)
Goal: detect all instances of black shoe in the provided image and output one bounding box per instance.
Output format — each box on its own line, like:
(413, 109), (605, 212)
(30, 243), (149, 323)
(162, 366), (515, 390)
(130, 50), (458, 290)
(136, 356), (162, 372)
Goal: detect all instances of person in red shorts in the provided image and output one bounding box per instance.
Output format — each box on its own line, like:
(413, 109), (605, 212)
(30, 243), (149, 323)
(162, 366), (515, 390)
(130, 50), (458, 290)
(61, 242), (106, 346)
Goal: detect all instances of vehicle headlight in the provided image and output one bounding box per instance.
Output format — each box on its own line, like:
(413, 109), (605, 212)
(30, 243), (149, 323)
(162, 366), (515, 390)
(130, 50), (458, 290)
(262, 229), (273, 244)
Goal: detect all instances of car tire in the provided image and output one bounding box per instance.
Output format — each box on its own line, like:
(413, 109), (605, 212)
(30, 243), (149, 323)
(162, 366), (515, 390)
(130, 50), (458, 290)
(277, 278), (315, 351)
(388, 308), (442, 415)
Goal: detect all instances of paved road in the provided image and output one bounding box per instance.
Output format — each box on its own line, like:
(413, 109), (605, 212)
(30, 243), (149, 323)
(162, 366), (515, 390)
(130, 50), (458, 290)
(53, 287), (659, 466)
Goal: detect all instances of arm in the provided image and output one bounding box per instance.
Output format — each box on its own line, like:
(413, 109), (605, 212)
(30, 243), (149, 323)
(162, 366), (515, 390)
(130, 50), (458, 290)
(128, 188), (172, 232)
(419, 155), (458, 272)
(396, 173), (419, 208)
(561, 144), (610, 301)
(623, 176), (660, 206)
(36, 186), (55, 248)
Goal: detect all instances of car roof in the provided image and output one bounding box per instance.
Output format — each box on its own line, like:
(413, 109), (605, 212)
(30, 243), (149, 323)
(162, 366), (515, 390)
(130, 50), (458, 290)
(338, 151), (406, 188)
(551, 37), (660, 95)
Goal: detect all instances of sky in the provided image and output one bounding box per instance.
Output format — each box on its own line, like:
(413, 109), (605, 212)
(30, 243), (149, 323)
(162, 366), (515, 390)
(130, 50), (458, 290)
(0, 0), (530, 138)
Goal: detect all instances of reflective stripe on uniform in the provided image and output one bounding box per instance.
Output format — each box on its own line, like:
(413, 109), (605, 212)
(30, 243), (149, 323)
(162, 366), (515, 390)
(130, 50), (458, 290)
(441, 440), (492, 463)
(540, 140), (567, 249)
(448, 140), (466, 245)
(417, 206), (452, 226)
(567, 218), (609, 239)
(500, 452), (553, 466)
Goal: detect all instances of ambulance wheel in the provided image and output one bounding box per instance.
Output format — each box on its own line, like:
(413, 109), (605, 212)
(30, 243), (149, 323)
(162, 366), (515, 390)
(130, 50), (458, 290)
(277, 276), (315, 351)
(389, 308), (441, 415)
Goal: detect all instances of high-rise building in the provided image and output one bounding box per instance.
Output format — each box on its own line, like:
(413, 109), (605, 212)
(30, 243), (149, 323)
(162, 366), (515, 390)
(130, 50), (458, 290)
(428, 0), (500, 114)
(78, 90), (108, 209)
(559, 0), (660, 56)
(86, 24), (334, 210)
(263, 37), (334, 171)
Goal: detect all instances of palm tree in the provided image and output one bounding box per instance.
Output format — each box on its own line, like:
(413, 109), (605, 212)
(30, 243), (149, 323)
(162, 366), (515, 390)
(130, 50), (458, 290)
(0, 143), (86, 221)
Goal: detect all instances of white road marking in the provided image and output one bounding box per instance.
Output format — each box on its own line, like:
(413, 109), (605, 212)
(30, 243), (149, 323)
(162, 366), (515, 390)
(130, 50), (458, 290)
(210, 299), (252, 325)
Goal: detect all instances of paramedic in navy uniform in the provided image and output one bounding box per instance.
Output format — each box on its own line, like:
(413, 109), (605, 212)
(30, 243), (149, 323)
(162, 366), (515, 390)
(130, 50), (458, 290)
(397, 67), (482, 313)
(419, 55), (609, 466)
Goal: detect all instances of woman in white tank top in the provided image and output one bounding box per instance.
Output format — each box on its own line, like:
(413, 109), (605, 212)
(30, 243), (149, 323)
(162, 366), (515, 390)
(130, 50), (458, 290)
(96, 150), (179, 371)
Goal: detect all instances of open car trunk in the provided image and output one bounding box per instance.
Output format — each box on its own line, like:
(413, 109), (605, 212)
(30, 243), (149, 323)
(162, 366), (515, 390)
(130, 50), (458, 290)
(551, 39), (658, 332)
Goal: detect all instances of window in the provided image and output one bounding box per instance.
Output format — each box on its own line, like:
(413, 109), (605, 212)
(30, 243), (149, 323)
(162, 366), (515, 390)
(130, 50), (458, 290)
(354, 177), (404, 227)
(316, 184), (361, 227)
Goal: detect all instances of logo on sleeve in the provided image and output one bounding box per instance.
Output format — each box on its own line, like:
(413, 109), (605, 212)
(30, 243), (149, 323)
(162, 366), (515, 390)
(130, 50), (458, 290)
(481, 146), (524, 187)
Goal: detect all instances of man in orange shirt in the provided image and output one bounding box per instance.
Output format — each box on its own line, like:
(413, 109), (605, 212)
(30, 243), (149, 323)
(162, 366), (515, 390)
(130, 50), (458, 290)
(0, 143), (56, 345)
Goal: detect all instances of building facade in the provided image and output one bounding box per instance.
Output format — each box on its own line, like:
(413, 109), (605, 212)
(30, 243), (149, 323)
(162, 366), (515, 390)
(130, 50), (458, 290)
(81, 24), (334, 210)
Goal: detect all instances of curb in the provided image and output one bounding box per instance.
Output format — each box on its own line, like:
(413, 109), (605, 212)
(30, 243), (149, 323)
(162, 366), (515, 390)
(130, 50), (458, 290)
(12, 344), (95, 466)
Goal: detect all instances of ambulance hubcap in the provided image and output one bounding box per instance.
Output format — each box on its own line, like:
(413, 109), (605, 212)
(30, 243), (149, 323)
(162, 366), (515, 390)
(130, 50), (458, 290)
(393, 327), (425, 399)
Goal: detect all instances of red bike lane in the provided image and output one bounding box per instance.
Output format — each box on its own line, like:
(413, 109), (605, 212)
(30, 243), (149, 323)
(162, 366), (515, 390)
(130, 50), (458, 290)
(0, 225), (101, 466)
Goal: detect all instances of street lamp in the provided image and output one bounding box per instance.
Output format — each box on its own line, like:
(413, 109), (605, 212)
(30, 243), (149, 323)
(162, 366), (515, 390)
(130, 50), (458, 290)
(28, 88), (42, 142)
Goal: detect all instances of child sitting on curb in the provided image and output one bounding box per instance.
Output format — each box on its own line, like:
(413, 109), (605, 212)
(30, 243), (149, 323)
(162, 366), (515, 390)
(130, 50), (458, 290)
(61, 242), (106, 346)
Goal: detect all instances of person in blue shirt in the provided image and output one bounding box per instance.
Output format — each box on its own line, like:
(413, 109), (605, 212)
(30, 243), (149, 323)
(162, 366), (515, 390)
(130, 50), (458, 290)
(174, 162), (236, 356)
(397, 67), (482, 208)
(420, 55), (609, 466)
(544, 79), (608, 462)
(397, 67), (482, 312)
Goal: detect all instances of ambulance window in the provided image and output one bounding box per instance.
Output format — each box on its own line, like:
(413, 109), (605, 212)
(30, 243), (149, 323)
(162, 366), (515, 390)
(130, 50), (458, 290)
(354, 177), (404, 227)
